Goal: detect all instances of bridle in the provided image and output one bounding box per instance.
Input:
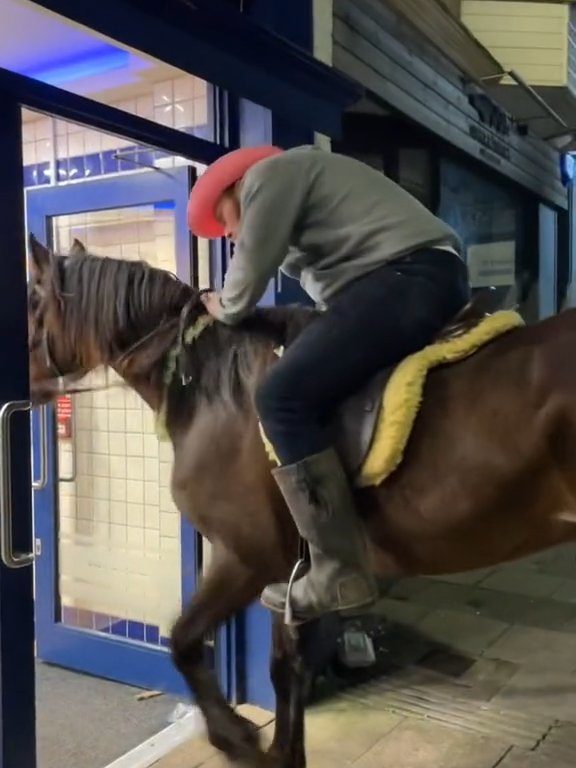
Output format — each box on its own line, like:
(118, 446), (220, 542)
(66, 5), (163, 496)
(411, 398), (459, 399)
(35, 325), (101, 397)
(31, 258), (208, 399)
(34, 304), (188, 398)
(41, 326), (67, 392)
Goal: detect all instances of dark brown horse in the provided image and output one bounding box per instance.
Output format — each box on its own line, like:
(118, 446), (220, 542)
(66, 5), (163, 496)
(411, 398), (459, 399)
(27, 236), (576, 768)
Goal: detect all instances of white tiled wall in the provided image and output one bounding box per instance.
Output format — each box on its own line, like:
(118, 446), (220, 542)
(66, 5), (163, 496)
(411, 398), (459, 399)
(54, 206), (183, 637)
(152, 76), (208, 129)
(22, 73), (209, 175)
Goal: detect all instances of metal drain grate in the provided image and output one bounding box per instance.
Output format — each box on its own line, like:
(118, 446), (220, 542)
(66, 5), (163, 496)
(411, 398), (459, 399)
(339, 669), (554, 750)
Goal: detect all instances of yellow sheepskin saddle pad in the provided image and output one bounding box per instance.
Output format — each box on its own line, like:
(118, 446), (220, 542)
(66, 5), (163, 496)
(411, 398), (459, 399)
(262, 310), (524, 488)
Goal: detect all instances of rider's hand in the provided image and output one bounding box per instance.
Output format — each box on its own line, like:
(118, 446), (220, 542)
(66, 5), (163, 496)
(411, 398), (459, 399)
(201, 291), (224, 319)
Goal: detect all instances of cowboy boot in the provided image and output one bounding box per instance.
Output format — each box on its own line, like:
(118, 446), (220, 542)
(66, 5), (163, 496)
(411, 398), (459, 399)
(261, 448), (377, 622)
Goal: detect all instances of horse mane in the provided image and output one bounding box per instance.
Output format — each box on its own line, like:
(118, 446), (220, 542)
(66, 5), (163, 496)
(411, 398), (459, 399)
(57, 253), (198, 360)
(167, 302), (317, 426)
(53, 252), (315, 418)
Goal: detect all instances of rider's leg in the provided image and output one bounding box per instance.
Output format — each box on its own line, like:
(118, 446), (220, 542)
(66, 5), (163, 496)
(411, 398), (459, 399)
(258, 250), (469, 622)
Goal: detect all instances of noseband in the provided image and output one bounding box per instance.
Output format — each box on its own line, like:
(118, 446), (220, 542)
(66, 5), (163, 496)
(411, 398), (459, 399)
(41, 327), (67, 393)
(35, 307), (180, 398)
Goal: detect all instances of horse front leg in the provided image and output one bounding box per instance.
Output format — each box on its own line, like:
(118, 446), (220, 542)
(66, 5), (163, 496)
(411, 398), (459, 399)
(171, 545), (273, 766)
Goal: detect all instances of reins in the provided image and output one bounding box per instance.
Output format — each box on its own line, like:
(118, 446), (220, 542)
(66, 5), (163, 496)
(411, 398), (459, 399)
(35, 302), (214, 407)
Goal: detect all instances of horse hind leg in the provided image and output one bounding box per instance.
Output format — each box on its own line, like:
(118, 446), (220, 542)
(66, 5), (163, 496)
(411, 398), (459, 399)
(171, 545), (273, 766)
(268, 614), (339, 768)
(268, 617), (309, 768)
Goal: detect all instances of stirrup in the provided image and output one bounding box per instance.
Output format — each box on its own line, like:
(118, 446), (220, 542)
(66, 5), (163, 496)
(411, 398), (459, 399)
(284, 558), (308, 625)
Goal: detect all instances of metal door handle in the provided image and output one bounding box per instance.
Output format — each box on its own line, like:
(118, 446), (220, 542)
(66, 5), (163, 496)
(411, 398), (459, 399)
(0, 401), (35, 569)
(32, 405), (48, 490)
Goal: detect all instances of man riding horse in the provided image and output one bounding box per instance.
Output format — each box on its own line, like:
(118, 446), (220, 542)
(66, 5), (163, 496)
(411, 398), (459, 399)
(188, 144), (470, 623)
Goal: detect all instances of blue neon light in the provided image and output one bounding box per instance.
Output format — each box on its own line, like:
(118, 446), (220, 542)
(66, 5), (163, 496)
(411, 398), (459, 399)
(560, 153), (576, 187)
(24, 47), (130, 87)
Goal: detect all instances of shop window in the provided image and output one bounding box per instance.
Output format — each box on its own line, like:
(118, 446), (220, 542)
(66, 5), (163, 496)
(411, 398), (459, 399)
(5, 0), (215, 141)
(438, 157), (539, 321)
(396, 148), (435, 210)
(52, 206), (183, 645)
(21, 108), (208, 188)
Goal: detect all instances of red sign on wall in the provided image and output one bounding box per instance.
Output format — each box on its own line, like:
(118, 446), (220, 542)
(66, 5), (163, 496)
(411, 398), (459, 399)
(56, 395), (73, 440)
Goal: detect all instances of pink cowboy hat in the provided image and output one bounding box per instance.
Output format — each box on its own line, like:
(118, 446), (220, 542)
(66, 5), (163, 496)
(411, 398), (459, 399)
(188, 145), (284, 238)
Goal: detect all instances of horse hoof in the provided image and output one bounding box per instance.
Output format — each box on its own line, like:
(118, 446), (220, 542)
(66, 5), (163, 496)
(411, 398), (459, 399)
(208, 711), (262, 762)
(243, 753), (281, 768)
(266, 744), (305, 768)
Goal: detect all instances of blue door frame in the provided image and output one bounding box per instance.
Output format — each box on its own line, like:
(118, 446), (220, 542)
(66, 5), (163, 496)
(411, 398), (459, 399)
(0, 101), (36, 768)
(24, 164), (276, 711)
(28, 168), (201, 696)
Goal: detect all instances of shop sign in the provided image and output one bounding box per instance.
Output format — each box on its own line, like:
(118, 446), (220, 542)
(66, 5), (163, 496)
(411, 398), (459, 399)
(467, 241), (515, 288)
(469, 124), (511, 161)
(56, 395), (73, 440)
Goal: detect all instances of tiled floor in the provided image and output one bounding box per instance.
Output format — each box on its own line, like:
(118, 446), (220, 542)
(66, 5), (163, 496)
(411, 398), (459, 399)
(36, 661), (179, 768)
(152, 545), (576, 767)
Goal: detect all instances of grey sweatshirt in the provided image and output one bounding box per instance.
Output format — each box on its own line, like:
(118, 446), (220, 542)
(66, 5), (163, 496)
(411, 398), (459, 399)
(217, 145), (461, 324)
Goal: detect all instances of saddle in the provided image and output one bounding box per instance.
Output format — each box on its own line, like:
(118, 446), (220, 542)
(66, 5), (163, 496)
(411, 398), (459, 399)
(334, 290), (504, 477)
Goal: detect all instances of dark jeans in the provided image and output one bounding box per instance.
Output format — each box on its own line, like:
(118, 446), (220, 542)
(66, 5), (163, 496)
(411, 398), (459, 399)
(256, 248), (470, 465)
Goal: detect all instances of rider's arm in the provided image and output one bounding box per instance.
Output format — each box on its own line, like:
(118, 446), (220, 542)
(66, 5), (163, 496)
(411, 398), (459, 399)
(215, 159), (306, 325)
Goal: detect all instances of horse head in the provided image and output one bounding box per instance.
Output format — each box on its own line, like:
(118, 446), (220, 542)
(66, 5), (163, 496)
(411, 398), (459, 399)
(27, 235), (203, 408)
(27, 235), (92, 404)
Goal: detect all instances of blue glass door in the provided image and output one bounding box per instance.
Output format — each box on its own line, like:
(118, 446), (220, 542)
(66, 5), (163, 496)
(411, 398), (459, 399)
(27, 167), (202, 696)
(0, 100), (36, 768)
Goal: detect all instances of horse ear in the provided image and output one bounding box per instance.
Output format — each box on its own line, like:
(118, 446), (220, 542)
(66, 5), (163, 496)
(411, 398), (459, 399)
(28, 234), (51, 277)
(69, 238), (87, 256)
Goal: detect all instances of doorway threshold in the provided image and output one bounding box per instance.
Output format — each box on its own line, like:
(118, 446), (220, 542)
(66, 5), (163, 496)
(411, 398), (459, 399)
(104, 708), (205, 768)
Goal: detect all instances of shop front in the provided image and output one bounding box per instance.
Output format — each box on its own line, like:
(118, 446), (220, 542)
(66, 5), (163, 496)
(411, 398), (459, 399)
(332, 0), (569, 323)
(0, 1), (361, 766)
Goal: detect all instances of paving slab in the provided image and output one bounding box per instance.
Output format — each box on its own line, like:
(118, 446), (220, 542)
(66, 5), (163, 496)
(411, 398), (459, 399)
(532, 545), (576, 579)
(485, 625), (576, 670)
(417, 653), (518, 702)
(498, 746), (574, 768)
(195, 756), (228, 768)
(152, 703), (402, 768)
(479, 569), (565, 600)
(490, 668), (576, 721)
(152, 738), (217, 768)
(150, 575), (576, 768)
(466, 587), (537, 625)
(416, 609), (508, 656)
(517, 598), (576, 632)
(532, 722), (576, 766)
(306, 701), (403, 763)
(551, 578), (576, 604)
(352, 718), (510, 768)
(371, 596), (430, 626)
(151, 705), (272, 768)
(412, 582), (478, 612)
(340, 666), (551, 750)
(386, 577), (434, 601)
(428, 568), (496, 586)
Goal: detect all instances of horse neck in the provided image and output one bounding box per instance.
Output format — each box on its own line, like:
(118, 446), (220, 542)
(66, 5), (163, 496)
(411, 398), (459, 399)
(159, 319), (282, 443)
(108, 304), (306, 425)
(83, 311), (182, 413)
(112, 360), (167, 412)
